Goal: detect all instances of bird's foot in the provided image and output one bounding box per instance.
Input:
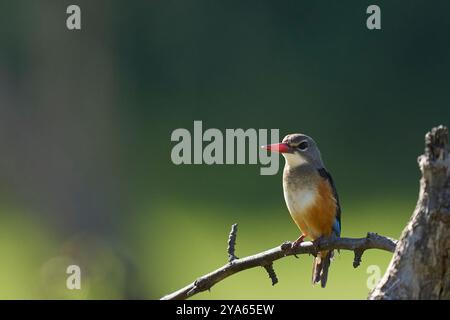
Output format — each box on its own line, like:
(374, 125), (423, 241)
(312, 236), (323, 246)
(311, 236), (325, 255)
(291, 234), (306, 250)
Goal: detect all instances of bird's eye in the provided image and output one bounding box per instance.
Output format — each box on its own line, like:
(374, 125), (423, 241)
(298, 141), (308, 151)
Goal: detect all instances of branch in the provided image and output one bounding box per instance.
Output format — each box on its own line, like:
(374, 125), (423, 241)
(160, 231), (397, 300)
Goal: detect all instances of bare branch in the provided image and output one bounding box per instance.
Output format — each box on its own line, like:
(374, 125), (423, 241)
(160, 232), (397, 300)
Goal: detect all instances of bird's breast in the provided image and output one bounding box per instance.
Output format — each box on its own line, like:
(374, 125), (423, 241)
(283, 186), (318, 219)
(282, 164), (319, 218)
(283, 166), (337, 239)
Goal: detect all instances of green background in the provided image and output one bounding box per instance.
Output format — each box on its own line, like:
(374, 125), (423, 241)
(0, 0), (449, 299)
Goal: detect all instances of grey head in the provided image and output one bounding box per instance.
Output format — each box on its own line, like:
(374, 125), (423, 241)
(281, 133), (325, 169)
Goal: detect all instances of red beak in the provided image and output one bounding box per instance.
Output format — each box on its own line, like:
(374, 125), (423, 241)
(261, 143), (291, 153)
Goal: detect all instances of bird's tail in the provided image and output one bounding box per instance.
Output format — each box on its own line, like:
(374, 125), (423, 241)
(312, 250), (333, 288)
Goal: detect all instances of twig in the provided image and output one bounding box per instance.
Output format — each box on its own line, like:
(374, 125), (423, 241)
(227, 223), (279, 285)
(227, 223), (238, 262)
(263, 263), (278, 286)
(160, 230), (397, 300)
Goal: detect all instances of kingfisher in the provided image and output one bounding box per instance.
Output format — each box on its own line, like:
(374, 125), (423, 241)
(262, 133), (341, 288)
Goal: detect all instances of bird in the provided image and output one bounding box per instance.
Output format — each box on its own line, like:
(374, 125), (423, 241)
(262, 133), (341, 288)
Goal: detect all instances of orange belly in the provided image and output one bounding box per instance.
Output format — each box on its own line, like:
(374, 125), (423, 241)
(291, 179), (337, 240)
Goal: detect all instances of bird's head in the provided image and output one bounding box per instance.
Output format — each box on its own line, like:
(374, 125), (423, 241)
(262, 133), (324, 168)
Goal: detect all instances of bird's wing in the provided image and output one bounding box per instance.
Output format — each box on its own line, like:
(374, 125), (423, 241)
(317, 168), (341, 237)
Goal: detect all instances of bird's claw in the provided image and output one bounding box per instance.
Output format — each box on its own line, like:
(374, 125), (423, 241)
(290, 234), (306, 250)
(311, 236), (325, 254)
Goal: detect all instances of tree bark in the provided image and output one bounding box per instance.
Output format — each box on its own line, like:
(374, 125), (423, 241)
(370, 125), (450, 299)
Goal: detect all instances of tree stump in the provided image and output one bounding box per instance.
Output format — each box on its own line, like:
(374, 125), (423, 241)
(370, 125), (450, 299)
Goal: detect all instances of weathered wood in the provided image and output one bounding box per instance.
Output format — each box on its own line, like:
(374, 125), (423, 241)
(370, 125), (450, 300)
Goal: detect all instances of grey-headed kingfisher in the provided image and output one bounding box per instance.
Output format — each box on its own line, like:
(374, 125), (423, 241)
(263, 133), (341, 287)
